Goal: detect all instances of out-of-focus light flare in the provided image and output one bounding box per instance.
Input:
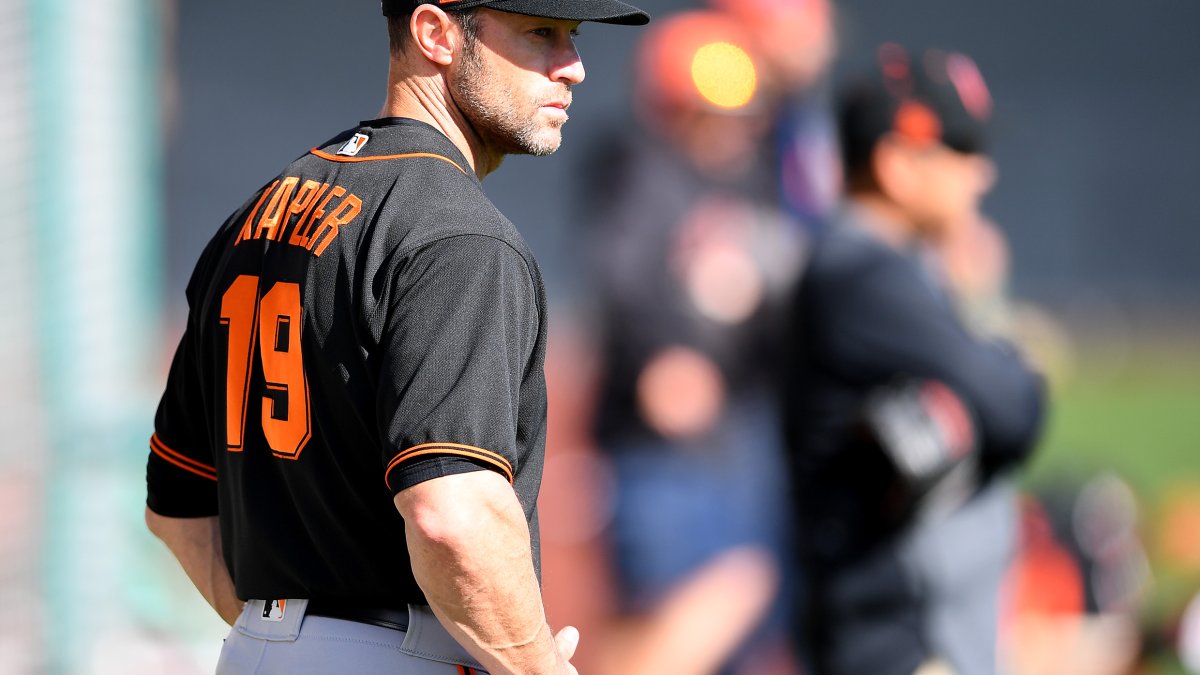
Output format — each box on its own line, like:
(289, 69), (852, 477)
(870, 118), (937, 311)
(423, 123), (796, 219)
(691, 41), (757, 109)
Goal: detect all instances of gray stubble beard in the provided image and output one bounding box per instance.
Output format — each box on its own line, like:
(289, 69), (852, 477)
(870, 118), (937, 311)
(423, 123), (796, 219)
(453, 41), (566, 158)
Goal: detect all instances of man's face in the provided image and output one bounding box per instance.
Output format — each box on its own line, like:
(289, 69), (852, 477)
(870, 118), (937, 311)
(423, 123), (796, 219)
(450, 10), (586, 157)
(905, 143), (995, 241)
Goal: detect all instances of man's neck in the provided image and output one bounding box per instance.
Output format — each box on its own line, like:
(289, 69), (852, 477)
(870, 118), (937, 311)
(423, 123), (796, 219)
(379, 65), (503, 179)
(846, 192), (918, 250)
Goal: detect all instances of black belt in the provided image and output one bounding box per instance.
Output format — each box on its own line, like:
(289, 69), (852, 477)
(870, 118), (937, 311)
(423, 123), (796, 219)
(306, 601), (409, 632)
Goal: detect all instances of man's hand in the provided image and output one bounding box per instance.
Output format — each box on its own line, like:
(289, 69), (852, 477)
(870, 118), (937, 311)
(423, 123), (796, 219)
(554, 626), (580, 675)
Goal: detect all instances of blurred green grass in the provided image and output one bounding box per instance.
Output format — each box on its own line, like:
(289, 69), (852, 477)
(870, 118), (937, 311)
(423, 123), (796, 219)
(1033, 342), (1200, 494)
(1026, 337), (1200, 674)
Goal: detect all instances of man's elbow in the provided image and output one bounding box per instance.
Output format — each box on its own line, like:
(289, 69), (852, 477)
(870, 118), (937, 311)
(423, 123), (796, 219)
(396, 472), (526, 551)
(402, 498), (476, 548)
(982, 373), (1048, 465)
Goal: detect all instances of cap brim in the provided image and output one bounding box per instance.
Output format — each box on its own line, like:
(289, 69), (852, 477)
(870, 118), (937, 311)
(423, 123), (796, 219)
(472, 0), (649, 25)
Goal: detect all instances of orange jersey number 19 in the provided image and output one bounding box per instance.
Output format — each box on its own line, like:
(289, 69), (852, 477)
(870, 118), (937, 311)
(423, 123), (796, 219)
(219, 274), (312, 459)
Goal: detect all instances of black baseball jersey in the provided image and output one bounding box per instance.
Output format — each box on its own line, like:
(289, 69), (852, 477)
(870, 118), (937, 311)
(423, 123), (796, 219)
(783, 206), (1044, 566)
(146, 118), (549, 606)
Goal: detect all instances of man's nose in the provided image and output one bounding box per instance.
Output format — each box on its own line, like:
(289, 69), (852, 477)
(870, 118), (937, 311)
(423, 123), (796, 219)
(552, 43), (585, 86)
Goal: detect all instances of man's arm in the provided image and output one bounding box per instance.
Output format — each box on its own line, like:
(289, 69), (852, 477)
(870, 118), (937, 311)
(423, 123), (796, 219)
(816, 254), (1045, 463)
(395, 470), (578, 675)
(144, 508), (243, 625)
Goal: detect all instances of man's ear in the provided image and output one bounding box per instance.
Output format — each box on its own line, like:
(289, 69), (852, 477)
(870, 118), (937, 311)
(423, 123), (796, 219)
(410, 5), (457, 66)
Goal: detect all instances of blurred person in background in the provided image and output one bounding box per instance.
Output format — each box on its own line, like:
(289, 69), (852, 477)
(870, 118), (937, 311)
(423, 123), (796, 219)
(709, 0), (840, 229)
(578, 9), (806, 674)
(781, 44), (1046, 675)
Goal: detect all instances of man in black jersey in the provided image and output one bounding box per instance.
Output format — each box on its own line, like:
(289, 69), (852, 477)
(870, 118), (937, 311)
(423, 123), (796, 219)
(784, 46), (1046, 675)
(143, 2), (647, 673)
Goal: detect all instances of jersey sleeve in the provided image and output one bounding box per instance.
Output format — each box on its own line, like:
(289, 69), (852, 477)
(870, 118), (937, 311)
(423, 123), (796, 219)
(377, 235), (540, 494)
(146, 323), (220, 517)
(809, 252), (1046, 467)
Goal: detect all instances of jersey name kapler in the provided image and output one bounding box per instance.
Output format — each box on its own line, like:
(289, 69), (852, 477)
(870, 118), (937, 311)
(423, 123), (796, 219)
(233, 176), (362, 256)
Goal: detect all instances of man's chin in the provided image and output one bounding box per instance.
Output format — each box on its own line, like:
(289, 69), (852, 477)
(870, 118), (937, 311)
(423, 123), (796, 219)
(518, 130), (564, 157)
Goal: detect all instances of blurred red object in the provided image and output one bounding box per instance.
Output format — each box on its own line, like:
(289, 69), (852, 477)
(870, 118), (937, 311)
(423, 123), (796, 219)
(1000, 495), (1141, 675)
(707, 0), (834, 90)
(1005, 496), (1086, 620)
(1159, 484), (1200, 572)
(635, 10), (763, 114)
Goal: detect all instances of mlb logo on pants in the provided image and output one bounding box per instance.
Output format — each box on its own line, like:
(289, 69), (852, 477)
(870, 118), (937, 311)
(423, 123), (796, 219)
(261, 599), (287, 622)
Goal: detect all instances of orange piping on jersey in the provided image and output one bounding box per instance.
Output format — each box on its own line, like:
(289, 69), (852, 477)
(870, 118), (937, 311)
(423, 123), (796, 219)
(151, 434), (216, 474)
(385, 448), (513, 488)
(309, 148), (468, 175)
(390, 442), (514, 478)
(385, 447), (514, 487)
(150, 434), (217, 482)
(384, 442), (515, 489)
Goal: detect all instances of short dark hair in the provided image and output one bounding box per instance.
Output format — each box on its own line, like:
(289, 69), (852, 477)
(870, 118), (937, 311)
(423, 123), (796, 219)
(388, 8), (480, 57)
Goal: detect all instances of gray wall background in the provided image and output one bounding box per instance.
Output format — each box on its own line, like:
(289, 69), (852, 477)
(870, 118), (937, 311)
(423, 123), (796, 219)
(168, 0), (1200, 324)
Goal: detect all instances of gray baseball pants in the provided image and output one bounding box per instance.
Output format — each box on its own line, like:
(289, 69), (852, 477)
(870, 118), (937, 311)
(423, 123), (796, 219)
(216, 599), (488, 674)
(899, 479), (1019, 675)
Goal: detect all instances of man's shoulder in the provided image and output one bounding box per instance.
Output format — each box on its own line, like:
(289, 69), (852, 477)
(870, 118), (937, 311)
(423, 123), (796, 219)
(807, 217), (904, 288)
(395, 180), (530, 269)
(295, 118), (532, 257)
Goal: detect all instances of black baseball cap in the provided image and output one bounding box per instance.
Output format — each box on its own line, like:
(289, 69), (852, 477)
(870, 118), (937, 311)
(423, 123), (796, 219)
(381, 0), (650, 25)
(839, 44), (993, 170)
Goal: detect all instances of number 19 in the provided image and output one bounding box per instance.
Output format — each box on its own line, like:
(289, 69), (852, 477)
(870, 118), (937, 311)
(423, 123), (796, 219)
(219, 274), (311, 459)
